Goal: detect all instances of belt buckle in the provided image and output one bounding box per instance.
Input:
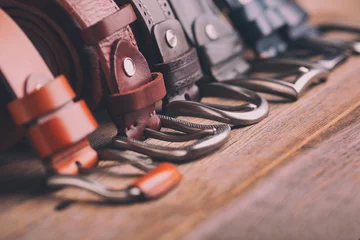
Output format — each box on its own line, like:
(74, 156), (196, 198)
(317, 24), (360, 55)
(225, 59), (329, 101)
(111, 115), (231, 162)
(164, 83), (269, 126)
(47, 149), (182, 203)
(286, 36), (349, 70)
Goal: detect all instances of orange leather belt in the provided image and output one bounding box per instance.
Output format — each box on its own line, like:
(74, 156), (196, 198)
(4, 0), (241, 203)
(1, 0), (231, 163)
(0, 9), (98, 175)
(2, 0), (167, 141)
(0, 7), (182, 203)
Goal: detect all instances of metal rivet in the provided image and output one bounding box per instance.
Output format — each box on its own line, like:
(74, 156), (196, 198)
(352, 42), (360, 53)
(165, 29), (178, 48)
(259, 47), (277, 59)
(123, 57), (136, 77)
(35, 83), (43, 90)
(205, 24), (219, 40)
(299, 66), (310, 73)
(129, 187), (142, 196)
(277, 43), (287, 53)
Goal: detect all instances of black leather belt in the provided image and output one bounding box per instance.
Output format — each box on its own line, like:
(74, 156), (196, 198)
(215, 0), (288, 59)
(264, 0), (360, 55)
(216, 0), (350, 70)
(115, 0), (203, 103)
(168, 0), (329, 101)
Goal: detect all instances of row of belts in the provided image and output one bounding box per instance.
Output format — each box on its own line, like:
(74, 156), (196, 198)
(216, 0), (358, 70)
(0, 9), (183, 203)
(0, 1), (232, 203)
(1, 0), (231, 161)
(167, 0), (329, 101)
(112, 0), (269, 126)
(0, 0), (344, 202)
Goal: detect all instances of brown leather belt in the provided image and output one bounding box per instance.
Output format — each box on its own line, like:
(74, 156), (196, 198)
(57, 0), (167, 140)
(0, 8), (98, 175)
(1, 0), (231, 162)
(2, 0), (165, 140)
(0, 8), (185, 203)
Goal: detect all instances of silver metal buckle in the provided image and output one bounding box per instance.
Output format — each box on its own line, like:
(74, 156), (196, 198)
(282, 37), (348, 70)
(226, 59), (329, 101)
(317, 24), (360, 55)
(164, 82), (269, 126)
(47, 149), (182, 203)
(111, 115), (231, 162)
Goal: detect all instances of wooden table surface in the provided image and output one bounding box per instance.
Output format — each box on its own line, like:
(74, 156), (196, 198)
(1, 1), (360, 239)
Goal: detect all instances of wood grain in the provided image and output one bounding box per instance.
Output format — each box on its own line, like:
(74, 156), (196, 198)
(0, 1), (360, 239)
(185, 107), (360, 240)
(0, 57), (359, 240)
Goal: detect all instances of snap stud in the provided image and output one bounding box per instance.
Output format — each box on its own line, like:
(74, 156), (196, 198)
(123, 57), (136, 77)
(165, 29), (178, 48)
(205, 24), (219, 40)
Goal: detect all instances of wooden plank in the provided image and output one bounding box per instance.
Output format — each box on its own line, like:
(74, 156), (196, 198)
(185, 107), (360, 240)
(0, 56), (359, 240)
(1, 1), (360, 238)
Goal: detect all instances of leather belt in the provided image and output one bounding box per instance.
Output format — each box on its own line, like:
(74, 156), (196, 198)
(216, 0), (351, 70)
(0, 8), (98, 175)
(113, 0), (269, 126)
(215, 0), (288, 58)
(115, 0), (204, 103)
(0, 9), (184, 203)
(1, 0), (231, 162)
(265, 0), (360, 55)
(168, 0), (329, 101)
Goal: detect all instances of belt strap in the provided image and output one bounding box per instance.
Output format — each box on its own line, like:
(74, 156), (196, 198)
(216, 0), (288, 57)
(58, 0), (167, 139)
(115, 0), (203, 102)
(1, 0), (86, 101)
(0, 9), (98, 175)
(168, 0), (250, 82)
(260, 0), (317, 40)
(3, 0), (167, 140)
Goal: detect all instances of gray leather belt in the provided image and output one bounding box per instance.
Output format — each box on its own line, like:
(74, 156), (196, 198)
(216, 0), (350, 70)
(168, 0), (330, 101)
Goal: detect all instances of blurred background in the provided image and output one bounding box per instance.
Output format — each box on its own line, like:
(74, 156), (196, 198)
(298, 0), (360, 24)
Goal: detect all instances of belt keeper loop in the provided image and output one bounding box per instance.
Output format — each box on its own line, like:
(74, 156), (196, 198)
(81, 4), (137, 45)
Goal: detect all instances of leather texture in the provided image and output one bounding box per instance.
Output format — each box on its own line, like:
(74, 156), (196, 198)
(0, 9), (99, 175)
(260, 0), (317, 40)
(1, 0), (88, 104)
(131, 162), (182, 199)
(8, 75), (75, 125)
(168, 0), (250, 82)
(57, 0), (168, 140)
(1, 0), (166, 140)
(81, 4), (137, 45)
(115, 0), (204, 103)
(215, 0), (288, 57)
